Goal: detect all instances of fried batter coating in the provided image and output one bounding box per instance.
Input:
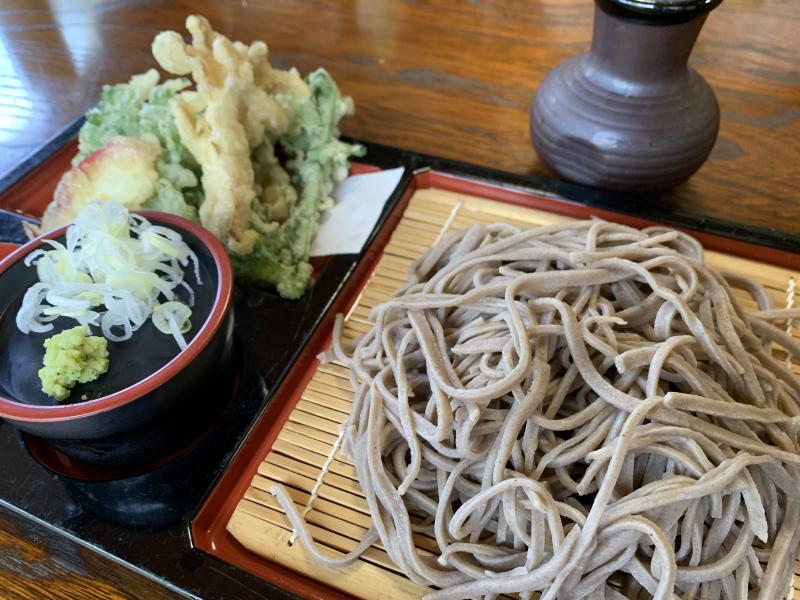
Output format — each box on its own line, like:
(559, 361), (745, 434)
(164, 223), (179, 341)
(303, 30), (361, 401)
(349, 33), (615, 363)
(151, 15), (309, 255)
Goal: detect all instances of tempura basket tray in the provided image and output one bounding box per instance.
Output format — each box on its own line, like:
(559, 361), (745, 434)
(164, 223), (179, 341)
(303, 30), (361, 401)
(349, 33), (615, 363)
(194, 170), (800, 600)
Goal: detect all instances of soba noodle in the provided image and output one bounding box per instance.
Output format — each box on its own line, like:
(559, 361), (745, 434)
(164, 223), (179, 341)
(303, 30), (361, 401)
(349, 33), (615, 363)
(273, 220), (800, 600)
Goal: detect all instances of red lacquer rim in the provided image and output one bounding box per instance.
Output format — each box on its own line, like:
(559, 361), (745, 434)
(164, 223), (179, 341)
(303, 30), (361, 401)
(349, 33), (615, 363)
(0, 211), (233, 422)
(0, 242), (20, 260)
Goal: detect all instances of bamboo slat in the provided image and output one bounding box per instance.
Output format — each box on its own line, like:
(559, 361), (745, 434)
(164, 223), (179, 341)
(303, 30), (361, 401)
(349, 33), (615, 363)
(227, 187), (800, 600)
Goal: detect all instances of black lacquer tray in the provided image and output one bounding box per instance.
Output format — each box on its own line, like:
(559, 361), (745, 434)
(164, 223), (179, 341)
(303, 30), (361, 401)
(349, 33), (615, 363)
(1, 118), (798, 600)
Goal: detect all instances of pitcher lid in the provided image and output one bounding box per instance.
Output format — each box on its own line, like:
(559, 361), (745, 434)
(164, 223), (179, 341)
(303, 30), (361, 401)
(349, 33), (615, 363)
(597, 0), (723, 23)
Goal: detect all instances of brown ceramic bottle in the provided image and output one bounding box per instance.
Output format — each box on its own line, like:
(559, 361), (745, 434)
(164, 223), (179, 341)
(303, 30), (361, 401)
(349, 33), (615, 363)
(530, 0), (724, 193)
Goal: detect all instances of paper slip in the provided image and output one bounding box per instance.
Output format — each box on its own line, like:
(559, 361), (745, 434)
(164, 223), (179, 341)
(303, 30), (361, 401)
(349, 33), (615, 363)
(310, 167), (404, 257)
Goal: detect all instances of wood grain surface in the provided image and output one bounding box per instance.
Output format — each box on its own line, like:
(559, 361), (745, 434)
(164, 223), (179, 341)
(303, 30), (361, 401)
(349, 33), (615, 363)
(1, 0), (798, 230)
(0, 504), (181, 599)
(0, 0), (797, 598)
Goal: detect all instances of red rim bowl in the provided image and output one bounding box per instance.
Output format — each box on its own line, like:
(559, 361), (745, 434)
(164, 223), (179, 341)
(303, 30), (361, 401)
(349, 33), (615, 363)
(0, 242), (20, 260)
(0, 211), (233, 425)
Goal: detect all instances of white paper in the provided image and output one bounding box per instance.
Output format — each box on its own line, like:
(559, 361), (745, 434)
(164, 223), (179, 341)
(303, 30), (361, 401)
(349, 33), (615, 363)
(310, 167), (404, 257)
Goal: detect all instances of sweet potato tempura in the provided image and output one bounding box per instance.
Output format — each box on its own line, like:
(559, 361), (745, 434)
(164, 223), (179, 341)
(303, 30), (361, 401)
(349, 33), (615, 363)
(151, 15), (308, 255)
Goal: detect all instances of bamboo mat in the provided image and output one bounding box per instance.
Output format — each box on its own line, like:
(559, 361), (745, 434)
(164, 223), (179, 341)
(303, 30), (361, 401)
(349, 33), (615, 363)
(227, 187), (800, 600)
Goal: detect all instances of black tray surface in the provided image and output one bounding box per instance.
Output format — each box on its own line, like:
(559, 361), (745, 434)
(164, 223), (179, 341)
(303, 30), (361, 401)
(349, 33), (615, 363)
(1, 131), (799, 600)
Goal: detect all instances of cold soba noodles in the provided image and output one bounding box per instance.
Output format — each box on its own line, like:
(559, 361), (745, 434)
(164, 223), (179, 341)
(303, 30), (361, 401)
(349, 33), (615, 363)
(273, 220), (800, 600)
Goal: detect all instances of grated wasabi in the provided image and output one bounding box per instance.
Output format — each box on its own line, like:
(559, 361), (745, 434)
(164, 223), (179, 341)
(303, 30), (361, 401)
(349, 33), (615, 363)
(39, 326), (109, 402)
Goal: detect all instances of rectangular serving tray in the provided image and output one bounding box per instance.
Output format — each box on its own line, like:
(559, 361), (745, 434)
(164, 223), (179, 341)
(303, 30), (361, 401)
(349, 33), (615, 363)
(1, 120), (799, 600)
(192, 168), (800, 599)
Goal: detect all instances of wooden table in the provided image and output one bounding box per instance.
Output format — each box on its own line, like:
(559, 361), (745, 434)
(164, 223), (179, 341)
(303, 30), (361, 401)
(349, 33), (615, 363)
(0, 0), (797, 597)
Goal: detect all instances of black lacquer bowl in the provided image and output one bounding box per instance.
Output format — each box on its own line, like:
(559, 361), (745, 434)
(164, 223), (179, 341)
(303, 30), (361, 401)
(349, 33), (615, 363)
(0, 211), (234, 466)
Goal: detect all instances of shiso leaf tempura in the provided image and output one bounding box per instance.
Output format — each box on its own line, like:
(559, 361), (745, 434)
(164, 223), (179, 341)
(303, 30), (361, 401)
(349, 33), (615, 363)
(273, 220), (800, 600)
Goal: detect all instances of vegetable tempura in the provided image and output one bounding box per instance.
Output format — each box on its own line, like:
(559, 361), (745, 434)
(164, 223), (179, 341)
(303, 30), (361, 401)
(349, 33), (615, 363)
(40, 15), (363, 299)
